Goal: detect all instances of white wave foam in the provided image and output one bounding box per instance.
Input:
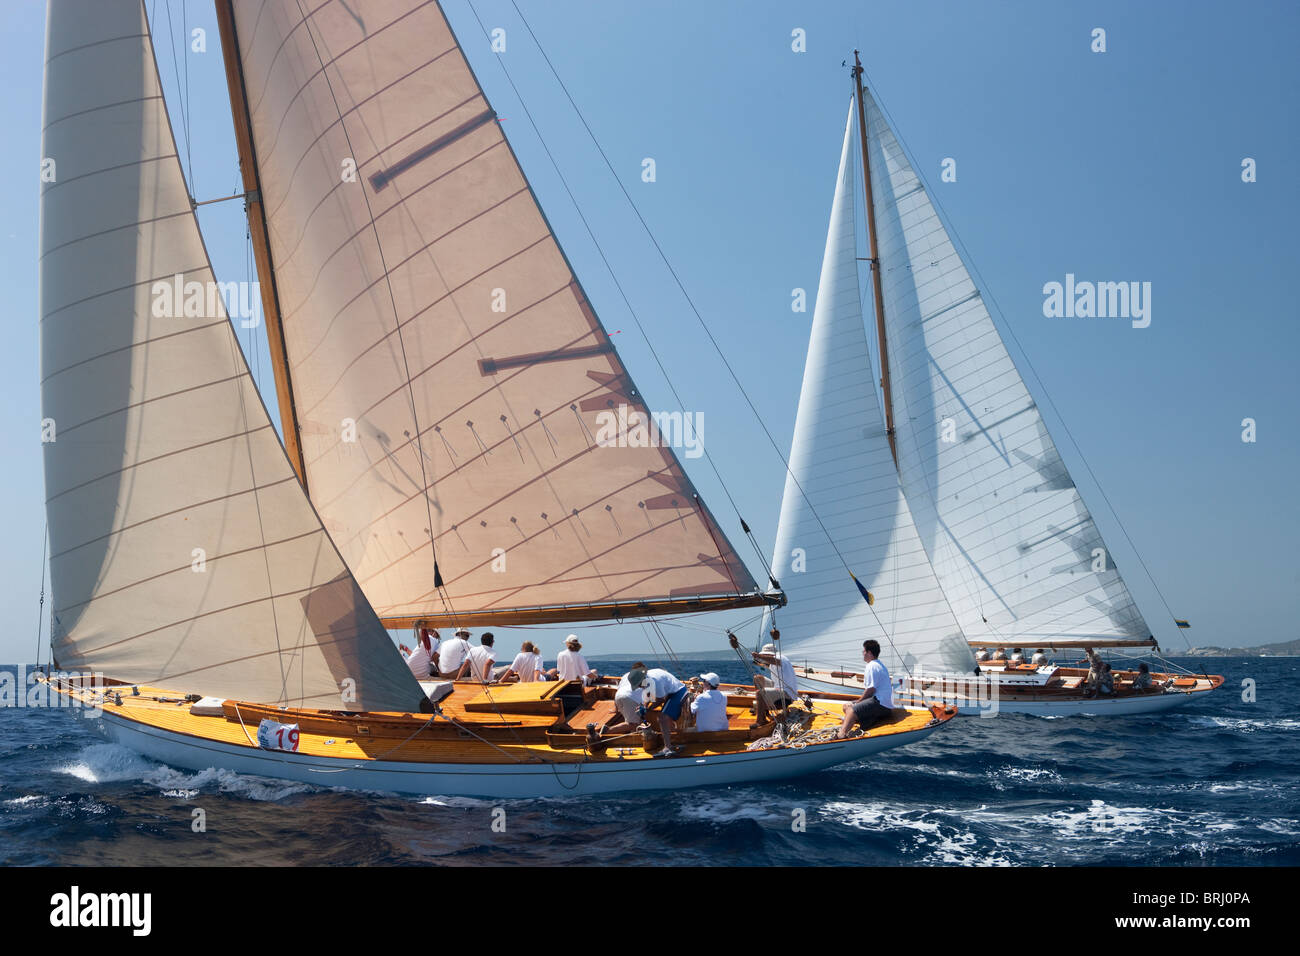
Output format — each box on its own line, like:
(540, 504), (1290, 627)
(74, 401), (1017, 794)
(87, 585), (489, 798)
(995, 766), (1062, 784)
(978, 799), (1243, 844)
(415, 795), (499, 809)
(674, 795), (786, 824)
(1260, 819), (1300, 837)
(56, 743), (156, 784)
(53, 743), (314, 801)
(1185, 716), (1300, 734)
(820, 800), (1013, 866)
(3, 795), (46, 807)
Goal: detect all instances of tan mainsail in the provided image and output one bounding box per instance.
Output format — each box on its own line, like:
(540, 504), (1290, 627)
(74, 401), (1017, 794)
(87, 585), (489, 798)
(39, 0), (424, 711)
(224, 0), (765, 627)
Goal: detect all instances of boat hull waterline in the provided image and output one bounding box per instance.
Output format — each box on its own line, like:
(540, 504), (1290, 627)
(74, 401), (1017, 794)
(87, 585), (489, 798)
(92, 708), (945, 798)
(51, 676), (954, 798)
(797, 668), (1223, 717)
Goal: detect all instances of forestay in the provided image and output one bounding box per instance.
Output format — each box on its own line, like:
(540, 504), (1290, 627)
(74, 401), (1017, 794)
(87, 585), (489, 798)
(861, 88), (1150, 647)
(769, 107), (975, 677)
(227, 0), (762, 626)
(39, 0), (423, 711)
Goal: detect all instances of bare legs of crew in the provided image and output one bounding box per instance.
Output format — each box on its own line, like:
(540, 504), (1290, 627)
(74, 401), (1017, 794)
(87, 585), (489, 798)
(836, 702), (859, 739)
(659, 712), (676, 753)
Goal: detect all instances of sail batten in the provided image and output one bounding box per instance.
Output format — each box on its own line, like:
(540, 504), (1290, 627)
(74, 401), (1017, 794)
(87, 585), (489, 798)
(860, 87), (1151, 648)
(228, 0), (759, 624)
(39, 0), (423, 711)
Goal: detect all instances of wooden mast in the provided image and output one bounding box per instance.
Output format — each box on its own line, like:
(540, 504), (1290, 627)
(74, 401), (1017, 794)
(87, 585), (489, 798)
(214, 0), (309, 489)
(852, 51), (898, 467)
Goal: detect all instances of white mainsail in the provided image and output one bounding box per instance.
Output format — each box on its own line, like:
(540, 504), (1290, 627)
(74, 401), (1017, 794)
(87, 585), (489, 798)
(39, 0), (424, 711)
(223, 0), (763, 627)
(770, 107), (975, 678)
(860, 88), (1151, 648)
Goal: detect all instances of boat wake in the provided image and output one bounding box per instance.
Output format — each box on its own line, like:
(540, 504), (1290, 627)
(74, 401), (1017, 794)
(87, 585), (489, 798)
(53, 743), (316, 802)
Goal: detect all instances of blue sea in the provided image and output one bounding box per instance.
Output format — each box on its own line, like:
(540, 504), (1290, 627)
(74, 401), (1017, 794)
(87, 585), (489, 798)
(1, 657), (1296, 867)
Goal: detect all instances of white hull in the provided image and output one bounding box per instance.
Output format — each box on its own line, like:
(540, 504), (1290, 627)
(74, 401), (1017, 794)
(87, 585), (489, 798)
(797, 674), (1209, 718)
(96, 708), (942, 799)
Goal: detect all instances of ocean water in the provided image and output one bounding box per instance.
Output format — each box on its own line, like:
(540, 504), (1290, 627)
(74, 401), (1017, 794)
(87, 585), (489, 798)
(1, 657), (1296, 867)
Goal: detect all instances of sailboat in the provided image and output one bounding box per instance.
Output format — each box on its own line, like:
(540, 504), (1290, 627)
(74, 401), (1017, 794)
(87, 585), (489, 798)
(769, 55), (1222, 717)
(37, 2), (953, 797)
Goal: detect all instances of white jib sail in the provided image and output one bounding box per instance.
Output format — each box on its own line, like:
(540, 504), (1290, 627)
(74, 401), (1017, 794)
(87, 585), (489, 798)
(861, 88), (1151, 648)
(39, 0), (424, 711)
(769, 106), (976, 678)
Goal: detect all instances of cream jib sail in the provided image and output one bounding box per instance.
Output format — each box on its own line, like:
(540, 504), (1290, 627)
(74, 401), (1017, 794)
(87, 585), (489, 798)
(40, 0), (422, 711)
(222, 0), (765, 629)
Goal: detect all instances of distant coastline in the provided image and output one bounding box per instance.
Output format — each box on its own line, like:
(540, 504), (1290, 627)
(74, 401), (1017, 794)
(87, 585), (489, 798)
(1180, 637), (1300, 658)
(603, 636), (1300, 662)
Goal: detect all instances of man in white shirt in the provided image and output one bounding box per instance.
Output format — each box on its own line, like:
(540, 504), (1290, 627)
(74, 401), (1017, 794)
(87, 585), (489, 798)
(504, 641), (542, 682)
(636, 667), (687, 757)
(600, 664), (649, 736)
(399, 627), (437, 680)
(554, 635), (597, 684)
(461, 633), (497, 683)
(1031, 648), (1051, 667)
(437, 629), (472, 678)
(836, 640), (895, 737)
(689, 672), (729, 733)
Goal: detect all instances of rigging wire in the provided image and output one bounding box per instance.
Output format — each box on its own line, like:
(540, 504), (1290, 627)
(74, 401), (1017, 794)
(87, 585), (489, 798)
(33, 524), (47, 671)
(183, 0), (193, 191)
(162, 0), (193, 194)
(857, 64), (1193, 655)
(498, 2), (916, 675)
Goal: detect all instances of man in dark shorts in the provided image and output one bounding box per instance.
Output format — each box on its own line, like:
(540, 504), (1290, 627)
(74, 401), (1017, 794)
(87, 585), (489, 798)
(637, 667), (688, 757)
(836, 640), (895, 737)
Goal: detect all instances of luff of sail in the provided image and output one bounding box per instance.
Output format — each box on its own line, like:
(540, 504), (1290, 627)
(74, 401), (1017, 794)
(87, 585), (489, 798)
(860, 87), (1151, 648)
(224, 0), (764, 627)
(769, 106), (976, 678)
(39, 0), (424, 712)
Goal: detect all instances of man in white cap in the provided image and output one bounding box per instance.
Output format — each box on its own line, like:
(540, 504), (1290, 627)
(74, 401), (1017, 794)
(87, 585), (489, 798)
(553, 635), (597, 684)
(437, 628), (472, 678)
(689, 672), (729, 732)
(752, 629), (799, 713)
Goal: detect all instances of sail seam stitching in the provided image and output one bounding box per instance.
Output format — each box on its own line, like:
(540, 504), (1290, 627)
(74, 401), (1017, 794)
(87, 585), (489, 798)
(42, 94), (164, 132)
(39, 265), (208, 323)
(48, 475), (301, 562)
(45, 425), (273, 503)
(46, 373), (249, 439)
(53, 526), (325, 616)
(40, 319), (229, 384)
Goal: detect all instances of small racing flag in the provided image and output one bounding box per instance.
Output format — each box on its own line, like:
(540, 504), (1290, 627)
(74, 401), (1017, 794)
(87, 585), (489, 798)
(850, 572), (874, 606)
(1175, 619), (1191, 629)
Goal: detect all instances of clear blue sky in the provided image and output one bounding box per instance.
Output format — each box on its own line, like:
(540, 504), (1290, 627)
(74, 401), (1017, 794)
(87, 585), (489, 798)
(4, 0), (1296, 663)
